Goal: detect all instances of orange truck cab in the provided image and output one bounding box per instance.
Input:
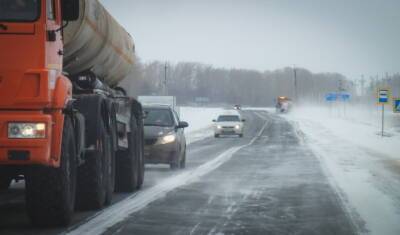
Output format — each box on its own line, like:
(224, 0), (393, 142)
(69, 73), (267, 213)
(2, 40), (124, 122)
(0, 0), (145, 227)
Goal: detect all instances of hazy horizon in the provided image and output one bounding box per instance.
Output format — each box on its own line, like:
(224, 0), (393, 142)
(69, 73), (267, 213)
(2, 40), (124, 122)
(101, 0), (400, 80)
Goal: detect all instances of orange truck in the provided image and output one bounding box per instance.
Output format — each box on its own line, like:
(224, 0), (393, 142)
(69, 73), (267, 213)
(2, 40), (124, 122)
(0, 0), (144, 226)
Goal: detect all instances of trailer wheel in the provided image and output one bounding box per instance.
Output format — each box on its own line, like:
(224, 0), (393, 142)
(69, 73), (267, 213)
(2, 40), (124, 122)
(105, 119), (116, 205)
(115, 118), (139, 192)
(136, 121), (145, 189)
(25, 117), (77, 227)
(76, 118), (109, 210)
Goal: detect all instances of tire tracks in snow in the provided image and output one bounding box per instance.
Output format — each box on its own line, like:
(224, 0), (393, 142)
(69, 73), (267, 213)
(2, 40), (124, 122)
(64, 112), (270, 235)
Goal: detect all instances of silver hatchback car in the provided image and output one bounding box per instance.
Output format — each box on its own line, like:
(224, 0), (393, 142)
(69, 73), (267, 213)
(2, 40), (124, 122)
(213, 113), (245, 138)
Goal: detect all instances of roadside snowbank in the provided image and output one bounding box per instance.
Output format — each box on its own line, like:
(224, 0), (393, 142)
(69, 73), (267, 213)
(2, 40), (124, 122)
(288, 105), (399, 159)
(284, 105), (400, 235)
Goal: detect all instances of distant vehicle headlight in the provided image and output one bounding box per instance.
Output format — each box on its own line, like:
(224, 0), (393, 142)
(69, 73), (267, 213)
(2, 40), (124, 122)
(8, 123), (46, 139)
(235, 125), (240, 129)
(158, 134), (176, 144)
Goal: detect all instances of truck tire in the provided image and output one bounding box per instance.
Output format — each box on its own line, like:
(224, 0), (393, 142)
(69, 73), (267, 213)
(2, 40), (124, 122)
(214, 134), (220, 138)
(115, 117), (139, 192)
(136, 121), (145, 189)
(105, 119), (116, 205)
(25, 117), (77, 227)
(76, 118), (109, 210)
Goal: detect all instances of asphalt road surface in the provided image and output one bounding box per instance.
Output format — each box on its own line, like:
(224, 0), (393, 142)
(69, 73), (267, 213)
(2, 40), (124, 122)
(0, 110), (359, 235)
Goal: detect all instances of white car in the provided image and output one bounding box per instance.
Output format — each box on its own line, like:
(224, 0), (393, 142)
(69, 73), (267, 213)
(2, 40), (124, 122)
(213, 113), (245, 138)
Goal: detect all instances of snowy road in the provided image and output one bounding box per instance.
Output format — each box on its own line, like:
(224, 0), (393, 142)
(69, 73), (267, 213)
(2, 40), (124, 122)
(0, 110), (360, 235)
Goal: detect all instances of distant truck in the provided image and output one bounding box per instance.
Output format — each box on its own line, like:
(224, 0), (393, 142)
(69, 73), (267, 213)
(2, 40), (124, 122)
(275, 96), (292, 113)
(138, 96), (180, 117)
(0, 0), (144, 226)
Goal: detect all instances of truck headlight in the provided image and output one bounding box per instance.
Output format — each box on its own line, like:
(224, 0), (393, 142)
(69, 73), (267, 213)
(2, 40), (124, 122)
(235, 125), (240, 129)
(217, 125), (222, 129)
(158, 134), (176, 145)
(8, 123), (46, 139)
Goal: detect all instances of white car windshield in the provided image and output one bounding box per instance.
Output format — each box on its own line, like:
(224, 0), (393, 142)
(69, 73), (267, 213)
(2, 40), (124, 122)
(217, 115), (240, 122)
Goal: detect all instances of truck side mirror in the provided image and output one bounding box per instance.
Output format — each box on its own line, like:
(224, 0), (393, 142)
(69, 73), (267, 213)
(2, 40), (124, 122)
(62, 0), (80, 21)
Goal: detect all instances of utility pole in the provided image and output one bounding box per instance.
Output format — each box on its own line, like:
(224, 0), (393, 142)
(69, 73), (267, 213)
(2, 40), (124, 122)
(293, 64), (298, 102)
(164, 62), (168, 95)
(360, 74), (365, 97)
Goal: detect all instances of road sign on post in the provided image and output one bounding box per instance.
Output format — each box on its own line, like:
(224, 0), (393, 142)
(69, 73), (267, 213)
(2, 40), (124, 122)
(394, 98), (400, 113)
(378, 89), (389, 104)
(377, 88), (391, 137)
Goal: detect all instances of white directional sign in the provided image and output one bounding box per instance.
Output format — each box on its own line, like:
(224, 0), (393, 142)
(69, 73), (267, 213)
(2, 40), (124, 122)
(378, 89), (390, 104)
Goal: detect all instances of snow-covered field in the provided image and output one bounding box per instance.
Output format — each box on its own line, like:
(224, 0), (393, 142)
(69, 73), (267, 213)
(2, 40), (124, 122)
(180, 107), (225, 144)
(285, 105), (400, 235)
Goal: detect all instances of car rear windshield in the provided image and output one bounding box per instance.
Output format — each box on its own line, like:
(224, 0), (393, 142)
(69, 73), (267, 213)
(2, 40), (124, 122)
(144, 108), (174, 127)
(217, 115), (240, 122)
(0, 0), (40, 22)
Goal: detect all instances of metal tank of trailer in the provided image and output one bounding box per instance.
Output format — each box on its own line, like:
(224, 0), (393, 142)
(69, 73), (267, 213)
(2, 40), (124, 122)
(63, 0), (135, 87)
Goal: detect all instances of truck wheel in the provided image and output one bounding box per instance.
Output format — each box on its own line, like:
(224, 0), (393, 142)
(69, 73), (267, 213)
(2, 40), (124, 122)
(105, 121), (116, 205)
(214, 134), (220, 138)
(115, 132), (139, 192)
(239, 134), (244, 138)
(136, 127), (145, 189)
(115, 113), (140, 192)
(76, 119), (108, 210)
(25, 117), (77, 227)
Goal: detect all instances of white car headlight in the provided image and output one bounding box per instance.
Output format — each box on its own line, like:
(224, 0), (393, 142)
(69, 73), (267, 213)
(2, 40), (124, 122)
(235, 125), (240, 129)
(217, 125), (222, 129)
(158, 134), (176, 144)
(8, 123), (46, 139)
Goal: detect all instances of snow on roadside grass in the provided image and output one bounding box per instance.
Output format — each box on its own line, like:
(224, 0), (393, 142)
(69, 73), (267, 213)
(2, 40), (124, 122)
(284, 105), (400, 235)
(288, 105), (399, 159)
(180, 107), (225, 144)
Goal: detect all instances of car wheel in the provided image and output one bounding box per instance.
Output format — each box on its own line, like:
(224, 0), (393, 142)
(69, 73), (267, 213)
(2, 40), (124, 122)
(180, 150), (186, 169)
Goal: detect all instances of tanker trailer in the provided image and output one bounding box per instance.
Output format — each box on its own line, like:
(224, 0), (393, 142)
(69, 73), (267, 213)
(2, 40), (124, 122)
(0, 0), (144, 226)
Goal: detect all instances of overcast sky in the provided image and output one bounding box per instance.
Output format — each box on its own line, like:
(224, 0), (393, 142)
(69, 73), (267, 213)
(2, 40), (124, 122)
(101, 0), (400, 79)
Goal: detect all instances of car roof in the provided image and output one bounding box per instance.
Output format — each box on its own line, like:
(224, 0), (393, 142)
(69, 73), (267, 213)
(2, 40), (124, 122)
(218, 111), (241, 117)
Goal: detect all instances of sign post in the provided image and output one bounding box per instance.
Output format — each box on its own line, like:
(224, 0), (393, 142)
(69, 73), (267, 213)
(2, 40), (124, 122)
(378, 88), (390, 137)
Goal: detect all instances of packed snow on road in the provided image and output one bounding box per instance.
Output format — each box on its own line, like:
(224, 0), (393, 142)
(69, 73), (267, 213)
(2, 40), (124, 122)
(284, 104), (400, 235)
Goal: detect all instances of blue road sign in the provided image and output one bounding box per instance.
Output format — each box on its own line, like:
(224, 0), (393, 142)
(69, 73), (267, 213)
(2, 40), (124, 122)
(325, 93), (337, 101)
(378, 89), (389, 103)
(325, 92), (350, 102)
(394, 99), (400, 113)
(339, 93), (351, 101)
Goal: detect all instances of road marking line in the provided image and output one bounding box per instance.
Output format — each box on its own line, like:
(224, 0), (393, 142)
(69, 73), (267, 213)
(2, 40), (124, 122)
(253, 111), (268, 121)
(65, 116), (270, 235)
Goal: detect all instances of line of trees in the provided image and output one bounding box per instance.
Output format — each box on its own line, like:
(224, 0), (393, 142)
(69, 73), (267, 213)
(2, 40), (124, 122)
(120, 60), (353, 106)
